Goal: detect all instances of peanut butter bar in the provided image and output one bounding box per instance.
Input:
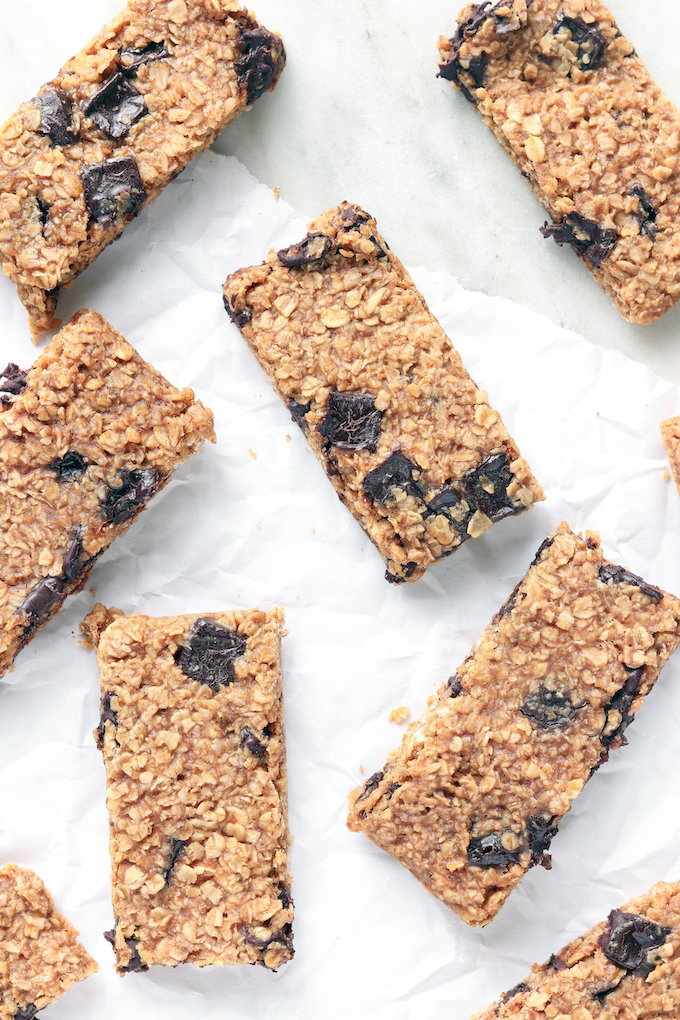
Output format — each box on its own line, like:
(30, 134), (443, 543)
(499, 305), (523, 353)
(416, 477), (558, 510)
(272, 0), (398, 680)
(0, 863), (97, 1019)
(660, 416), (680, 497)
(471, 880), (680, 1018)
(84, 605), (293, 973)
(0, 0), (285, 339)
(347, 523), (680, 926)
(438, 1), (680, 324)
(223, 203), (544, 583)
(0, 309), (214, 680)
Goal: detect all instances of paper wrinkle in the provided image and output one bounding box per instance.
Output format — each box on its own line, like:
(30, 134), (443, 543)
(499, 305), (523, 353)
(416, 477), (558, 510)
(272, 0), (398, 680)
(1, 151), (680, 1017)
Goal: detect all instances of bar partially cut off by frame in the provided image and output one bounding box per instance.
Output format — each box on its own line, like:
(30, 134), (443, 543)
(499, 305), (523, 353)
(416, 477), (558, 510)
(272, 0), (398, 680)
(348, 523), (680, 926)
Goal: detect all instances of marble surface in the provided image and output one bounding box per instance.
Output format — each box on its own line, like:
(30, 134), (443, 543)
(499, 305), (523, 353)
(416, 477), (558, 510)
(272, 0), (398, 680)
(3, 0), (680, 381)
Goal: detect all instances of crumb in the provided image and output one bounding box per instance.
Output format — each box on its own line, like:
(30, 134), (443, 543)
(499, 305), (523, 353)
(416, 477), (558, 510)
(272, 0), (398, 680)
(311, 527), (316, 533)
(285, 434), (292, 442)
(389, 706), (410, 724)
(274, 188), (281, 200)
(248, 449), (257, 460)
(257, 521), (262, 529)
(80, 603), (124, 649)
(90, 588), (96, 597)
(664, 469), (672, 482)
(359, 765), (365, 775)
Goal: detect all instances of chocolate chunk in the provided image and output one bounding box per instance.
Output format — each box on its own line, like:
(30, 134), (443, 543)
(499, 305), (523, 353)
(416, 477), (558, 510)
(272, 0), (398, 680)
(437, 2), (523, 97)
(277, 232), (335, 269)
(364, 452), (424, 505)
(163, 837), (187, 882)
(82, 158), (146, 227)
(235, 26), (285, 104)
(593, 980), (623, 1003)
(51, 450), (88, 483)
(464, 453), (518, 522)
(446, 675), (463, 697)
(494, 581), (523, 622)
(467, 831), (522, 869)
(531, 535), (555, 566)
(0, 363), (27, 404)
(547, 953), (567, 971)
(95, 692), (118, 751)
(175, 618), (247, 692)
(19, 576), (65, 626)
(61, 527), (84, 582)
(385, 782), (401, 798)
(340, 204), (371, 226)
(103, 927), (116, 946)
(278, 884), (292, 911)
(36, 89), (76, 146)
(356, 770), (384, 803)
(597, 909), (670, 975)
(500, 983), (529, 1004)
(122, 936), (148, 973)
(223, 291), (252, 328)
(540, 213), (618, 267)
(36, 195), (50, 228)
(120, 40), (169, 75)
(599, 563), (663, 602)
(14, 1006), (37, 1020)
(287, 398), (311, 430)
(555, 16), (606, 71)
(83, 73), (147, 140)
(522, 681), (584, 730)
(527, 814), (559, 869)
(385, 561), (418, 584)
(243, 924), (293, 952)
(102, 468), (161, 524)
(425, 487), (474, 543)
(318, 391), (383, 452)
(630, 184), (658, 240)
(241, 725), (267, 762)
(601, 666), (645, 748)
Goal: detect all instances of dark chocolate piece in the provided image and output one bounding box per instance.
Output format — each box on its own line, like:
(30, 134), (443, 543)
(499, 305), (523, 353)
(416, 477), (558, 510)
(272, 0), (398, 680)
(83, 73), (147, 140)
(36, 89), (76, 146)
(364, 452), (424, 505)
(287, 398), (311, 430)
(36, 195), (50, 228)
(597, 909), (670, 975)
(446, 675), (463, 697)
(0, 363), (28, 403)
(318, 391), (383, 451)
(278, 884), (292, 911)
(630, 184), (658, 240)
(119, 41), (169, 75)
(95, 692), (118, 751)
(102, 468), (161, 524)
(467, 830), (522, 869)
(463, 453), (517, 521)
(522, 681), (585, 730)
(500, 983), (530, 1004)
(385, 782), (401, 798)
(277, 232), (335, 269)
(555, 16), (606, 71)
(82, 158), (146, 227)
(356, 770), (385, 804)
(51, 450), (88, 483)
(223, 291), (252, 328)
(243, 924), (293, 952)
(527, 814), (559, 869)
(547, 953), (567, 971)
(601, 666), (645, 748)
(235, 27), (285, 104)
(385, 561), (418, 584)
(241, 725), (267, 762)
(540, 213), (618, 267)
(593, 979), (623, 1003)
(599, 563), (663, 602)
(437, 1), (523, 98)
(424, 487), (474, 543)
(494, 581), (523, 622)
(531, 535), (555, 566)
(19, 576), (65, 625)
(61, 527), (84, 582)
(163, 837), (187, 882)
(14, 1006), (38, 1020)
(122, 936), (148, 973)
(175, 618), (247, 692)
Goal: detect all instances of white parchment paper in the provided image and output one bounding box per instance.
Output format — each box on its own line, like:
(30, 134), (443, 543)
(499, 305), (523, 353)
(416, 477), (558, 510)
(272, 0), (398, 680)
(1, 152), (680, 1020)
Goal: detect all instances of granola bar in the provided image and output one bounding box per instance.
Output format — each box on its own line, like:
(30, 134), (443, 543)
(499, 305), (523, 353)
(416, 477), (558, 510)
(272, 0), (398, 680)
(84, 605), (293, 973)
(0, 863), (97, 1019)
(0, 0), (285, 339)
(347, 523), (680, 926)
(223, 203), (544, 584)
(660, 416), (680, 497)
(438, 0), (680, 324)
(471, 880), (680, 1018)
(0, 308), (214, 679)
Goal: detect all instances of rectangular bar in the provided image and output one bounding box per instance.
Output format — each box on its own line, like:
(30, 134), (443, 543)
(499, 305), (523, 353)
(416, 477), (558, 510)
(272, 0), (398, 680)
(0, 863), (97, 1017)
(0, 308), (214, 679)
(660, 415), (680, 497)
(438, 0), (680, 324)
(471, 880), (680, 1018)
(223, 202), (544, 584)
(347, 523), (680, 926)
(0, 0), (285, 338)
(84, 604), (293, 973)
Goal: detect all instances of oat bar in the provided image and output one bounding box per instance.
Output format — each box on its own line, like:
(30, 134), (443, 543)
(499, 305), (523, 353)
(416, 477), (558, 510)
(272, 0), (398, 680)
(438, 1), (680, 324)
(84, 605), (293, 973)
(0, 863), (97, 1019)
(0, 0), (285, 339)
(660, 416), (680, 497)
(471, 880), (680, 1019)
(223, 203), (544, 583)
(0, 309), (214, 679)
(347, 523), (680, 926)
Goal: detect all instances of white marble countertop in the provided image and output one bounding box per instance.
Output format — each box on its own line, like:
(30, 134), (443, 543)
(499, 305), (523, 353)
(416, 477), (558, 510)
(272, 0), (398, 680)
(3, 0), (680, 381)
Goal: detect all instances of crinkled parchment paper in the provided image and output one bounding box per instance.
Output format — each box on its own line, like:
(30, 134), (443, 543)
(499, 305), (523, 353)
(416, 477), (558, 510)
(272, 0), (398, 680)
(1, 153), (680, 1020)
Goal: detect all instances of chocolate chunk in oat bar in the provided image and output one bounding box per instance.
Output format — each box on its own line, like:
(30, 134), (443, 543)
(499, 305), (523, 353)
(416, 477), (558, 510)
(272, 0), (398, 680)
(468, 880), (680, 1018)
(347, 523), (680, 925)
(0, 1), (285, 339)
(84, 606), (293, 972)
(0, 308), (214, 680)
(0, 864), (97, 1017)
(223, 203), (543, 583)
(438, 0), (680, 323)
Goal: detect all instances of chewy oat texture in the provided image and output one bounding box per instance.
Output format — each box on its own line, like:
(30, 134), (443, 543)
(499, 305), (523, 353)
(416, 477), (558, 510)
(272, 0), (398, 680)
(86, 606), (293, 973)
(347, 523), (680, 926)
(660, 416), (680, 499)
(0, 0), (285, 339)
(0, 309), (214, 680)
(0, 863), (97, 1020)
(471, 879), (680, 1018)
(438, 0), (680, 324)
(223, 203), (544, 583)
